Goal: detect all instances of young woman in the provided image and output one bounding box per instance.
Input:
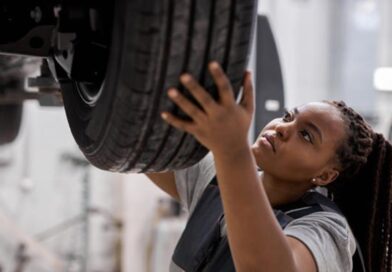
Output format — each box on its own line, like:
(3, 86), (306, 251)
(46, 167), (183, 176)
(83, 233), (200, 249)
(146, 62), (392, 272)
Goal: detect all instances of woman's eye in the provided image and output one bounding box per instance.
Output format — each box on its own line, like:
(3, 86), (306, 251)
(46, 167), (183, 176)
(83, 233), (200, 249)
(282, 111), (292, 122)
(300, 130), (313, 143)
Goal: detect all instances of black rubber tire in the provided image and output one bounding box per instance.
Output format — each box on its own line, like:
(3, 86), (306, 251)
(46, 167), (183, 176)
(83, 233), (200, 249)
(60, 0), (257, 173)
(0, 56), (27, 145)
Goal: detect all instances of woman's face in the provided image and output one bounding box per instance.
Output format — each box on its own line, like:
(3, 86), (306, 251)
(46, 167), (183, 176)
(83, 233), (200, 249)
(252, 102), (346, 183)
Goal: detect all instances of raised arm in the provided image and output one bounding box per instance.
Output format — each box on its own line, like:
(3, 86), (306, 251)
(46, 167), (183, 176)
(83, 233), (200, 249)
(160, 62), (317, 272)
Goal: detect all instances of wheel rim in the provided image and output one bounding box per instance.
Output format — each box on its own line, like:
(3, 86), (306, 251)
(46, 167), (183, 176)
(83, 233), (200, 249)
(76, 81), (104, 107)
(60, 3), (113, 108)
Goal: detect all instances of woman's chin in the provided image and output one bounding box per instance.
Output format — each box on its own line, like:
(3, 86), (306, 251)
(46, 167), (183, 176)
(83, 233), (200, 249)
(251, 143), (266, 158)
(251, 142), (260, 153)
(251, 146), (263, 165)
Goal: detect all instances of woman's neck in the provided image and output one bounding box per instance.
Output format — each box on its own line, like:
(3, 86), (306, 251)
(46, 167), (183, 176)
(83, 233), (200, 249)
(259, 172), (313, 207)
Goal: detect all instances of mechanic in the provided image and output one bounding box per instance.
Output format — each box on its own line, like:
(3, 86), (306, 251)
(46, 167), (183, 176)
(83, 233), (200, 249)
(146, 62), (392, 272)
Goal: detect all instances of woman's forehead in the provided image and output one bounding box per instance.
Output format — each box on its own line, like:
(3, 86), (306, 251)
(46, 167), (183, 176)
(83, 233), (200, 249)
(296, 102), (346, 140)
(297, 102), (339, 116)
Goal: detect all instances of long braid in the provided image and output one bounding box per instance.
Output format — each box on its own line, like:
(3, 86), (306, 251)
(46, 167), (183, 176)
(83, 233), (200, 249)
(325, 101), (392, 272)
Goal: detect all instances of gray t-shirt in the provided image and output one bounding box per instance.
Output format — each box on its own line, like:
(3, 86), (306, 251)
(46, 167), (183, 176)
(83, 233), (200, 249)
(171, 152), (356, 272)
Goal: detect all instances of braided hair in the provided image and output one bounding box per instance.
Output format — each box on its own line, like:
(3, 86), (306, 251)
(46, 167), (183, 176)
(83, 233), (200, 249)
(324, 101), (392, 272)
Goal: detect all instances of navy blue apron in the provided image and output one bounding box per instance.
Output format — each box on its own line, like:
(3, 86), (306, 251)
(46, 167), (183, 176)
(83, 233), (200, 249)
(172, 176), (366, 272)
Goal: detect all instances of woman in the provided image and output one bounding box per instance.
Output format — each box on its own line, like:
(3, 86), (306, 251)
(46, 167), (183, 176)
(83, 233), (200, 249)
(146, 62), (392, 272)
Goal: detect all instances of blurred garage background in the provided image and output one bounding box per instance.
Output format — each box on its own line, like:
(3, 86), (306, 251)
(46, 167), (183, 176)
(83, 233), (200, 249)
(0, 0), (391, 271)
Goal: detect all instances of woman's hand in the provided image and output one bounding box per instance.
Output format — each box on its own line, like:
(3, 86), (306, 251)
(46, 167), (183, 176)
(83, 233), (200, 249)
(161, 62), (254, 157)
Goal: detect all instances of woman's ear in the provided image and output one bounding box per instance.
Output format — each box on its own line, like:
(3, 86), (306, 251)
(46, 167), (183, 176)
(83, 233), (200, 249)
(312, 169), (339, 186)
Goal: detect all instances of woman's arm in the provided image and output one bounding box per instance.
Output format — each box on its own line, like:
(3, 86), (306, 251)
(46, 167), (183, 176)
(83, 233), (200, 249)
(213, 145), (316, 272)
(161, 62), (316, 272)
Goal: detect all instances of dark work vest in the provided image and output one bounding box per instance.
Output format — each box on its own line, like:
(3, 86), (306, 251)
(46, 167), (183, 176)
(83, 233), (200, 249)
(172, 176), (366, 272)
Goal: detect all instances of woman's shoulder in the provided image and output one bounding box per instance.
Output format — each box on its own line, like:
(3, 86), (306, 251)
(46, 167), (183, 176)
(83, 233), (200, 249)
(174, 152), (216, 213)
(286, 210), (352, 236)
(284, 211), (356, 272)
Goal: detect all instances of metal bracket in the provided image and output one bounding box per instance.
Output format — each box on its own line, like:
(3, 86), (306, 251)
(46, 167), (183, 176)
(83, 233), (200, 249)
(0, 25), (55, 57)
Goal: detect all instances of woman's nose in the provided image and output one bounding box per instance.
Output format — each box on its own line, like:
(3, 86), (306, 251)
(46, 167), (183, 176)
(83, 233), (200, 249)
(275, 123), (291, 141)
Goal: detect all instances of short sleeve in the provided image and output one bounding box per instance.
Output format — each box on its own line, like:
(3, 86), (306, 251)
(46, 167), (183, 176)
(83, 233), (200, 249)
(284, 211), (356, 272)
(174, 152), (216, 214)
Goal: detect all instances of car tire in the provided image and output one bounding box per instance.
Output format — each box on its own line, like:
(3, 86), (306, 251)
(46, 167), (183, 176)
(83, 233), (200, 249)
(60, 0), (257, 172)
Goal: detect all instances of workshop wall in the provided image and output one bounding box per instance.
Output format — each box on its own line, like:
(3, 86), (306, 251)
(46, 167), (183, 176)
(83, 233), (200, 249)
(0, 102), (123, 272)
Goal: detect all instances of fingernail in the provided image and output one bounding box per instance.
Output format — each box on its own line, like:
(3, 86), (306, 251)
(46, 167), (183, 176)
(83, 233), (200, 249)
(168, 89), (178, 98)
(209, 61), (219, 69)
(180, 74), (191, 83)
(161, 112), (168, 119)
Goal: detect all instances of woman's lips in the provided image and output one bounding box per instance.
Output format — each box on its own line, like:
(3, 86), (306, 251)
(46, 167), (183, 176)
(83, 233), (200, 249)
(264, 134), (276, 152)
(257, 136), (276, 153)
